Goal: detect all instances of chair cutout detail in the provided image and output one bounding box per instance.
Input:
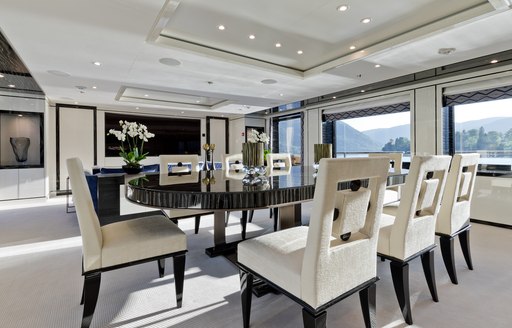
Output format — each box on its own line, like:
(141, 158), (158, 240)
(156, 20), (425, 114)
(436, 153), (479, 284)
(379, 155), (451, 325)
(67, 157), (187, 328)
(159, 154), (213, 234)
(238, 157), (390, 328)
(369, 152), (403, 204)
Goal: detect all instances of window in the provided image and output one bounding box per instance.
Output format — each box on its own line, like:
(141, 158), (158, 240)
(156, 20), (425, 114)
(272, 113), (303, 165)
(324, 102), (411, 160)
(448, 98), (512, 165)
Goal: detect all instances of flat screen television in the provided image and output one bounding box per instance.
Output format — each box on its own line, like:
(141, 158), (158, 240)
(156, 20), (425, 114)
(105, 113), (201, 157)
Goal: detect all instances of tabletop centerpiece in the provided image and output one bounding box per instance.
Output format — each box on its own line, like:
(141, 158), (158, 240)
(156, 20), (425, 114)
(108, 120), (155, 174)
(242, 129), (269, 185)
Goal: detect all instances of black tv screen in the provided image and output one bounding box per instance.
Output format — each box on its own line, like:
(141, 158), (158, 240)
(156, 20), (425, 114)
(105, 113), (201, 157)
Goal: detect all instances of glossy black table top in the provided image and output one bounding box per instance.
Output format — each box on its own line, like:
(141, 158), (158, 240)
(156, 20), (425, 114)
(126, 166), (407, 211)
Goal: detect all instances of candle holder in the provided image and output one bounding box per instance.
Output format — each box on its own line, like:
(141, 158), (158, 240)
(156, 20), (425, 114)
(202, 143), (210, 171)
(209, 143), (216, 170)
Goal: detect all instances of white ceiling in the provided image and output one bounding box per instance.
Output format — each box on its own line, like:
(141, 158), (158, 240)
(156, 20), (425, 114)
(0, 0), (511, 117)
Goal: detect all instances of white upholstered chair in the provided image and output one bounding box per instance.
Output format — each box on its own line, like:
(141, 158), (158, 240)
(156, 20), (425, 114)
(436, 153), (479, 284)
(238, 157), (390, 328)
(222, 153), (243, 171)
(158, 154), (213, 234)
(67, 157), (187, 328)
(379, 155), (451, 325)
(369, 152), (403, 204)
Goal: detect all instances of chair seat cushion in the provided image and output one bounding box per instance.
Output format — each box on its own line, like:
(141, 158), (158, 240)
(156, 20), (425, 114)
(101, 214), (187, 269)
(377, 214), (396, 256)
(383, 189), (400, 205)
(382, 201), (400, 217)
(238, 226), (308, 299)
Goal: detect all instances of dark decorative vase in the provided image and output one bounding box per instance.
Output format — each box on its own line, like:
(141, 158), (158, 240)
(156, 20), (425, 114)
(122, 164), (143, 174)
(10, 137), (30, 162)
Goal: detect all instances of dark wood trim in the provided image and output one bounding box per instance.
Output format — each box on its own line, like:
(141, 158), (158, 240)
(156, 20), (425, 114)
(470, 218), (512, 229)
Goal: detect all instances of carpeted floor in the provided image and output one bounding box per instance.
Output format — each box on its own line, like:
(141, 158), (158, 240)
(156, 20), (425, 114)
(0, 197), (511, 328)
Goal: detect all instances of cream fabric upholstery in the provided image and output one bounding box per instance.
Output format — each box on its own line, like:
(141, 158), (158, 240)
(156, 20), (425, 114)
(332, 189), (371, 238)
(238, 157), (390, 309)
(222, 153), (243, 170)
(369, 152), (404, 204)
(266, 153), (292, 169)
(379, 155), (451, 260)
(67, 157), (187, 272)
(158, 154), (210, 221)
(159, 154), (200, 173)
(436, 154), (479, 235)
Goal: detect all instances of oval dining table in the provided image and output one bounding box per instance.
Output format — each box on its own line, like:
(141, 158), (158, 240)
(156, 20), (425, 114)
(125, 165), (407, 257)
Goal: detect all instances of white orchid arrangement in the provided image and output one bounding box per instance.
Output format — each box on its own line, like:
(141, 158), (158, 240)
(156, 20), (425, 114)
(247, 129), (270, 144)
(108, 120), (155, 167)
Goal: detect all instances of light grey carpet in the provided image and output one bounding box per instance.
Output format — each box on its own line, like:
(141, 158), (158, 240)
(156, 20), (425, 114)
(0, 198), (511, 328)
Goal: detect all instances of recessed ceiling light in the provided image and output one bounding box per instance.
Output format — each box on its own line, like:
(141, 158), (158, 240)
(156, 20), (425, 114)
(135, 107), (139, 110)
(490, 59), (499, 64)
(181, 111), (185, 114)
(249, 34), (255, 40)
(261, 79), (277, 84)
(144, 94), (149, 97)
(8, 84), (15, 88)
(332, 96), (337, 99)
(196, 100), (201, 103)
(297, 50), (303, 55)
(349, 45), (356, 50)
(361, 18), (371, 24)
(337, 5), (349, 12)
(92, 61), (101, 66)
(74, 101), (78, 104)
(159, 57), (182, 66)
(0, 74), (4, 78)
(374, 64), (381, 68)
(218, 25), (225, 30)
(18, 114), (23, 117)
(279, 93), (284, 96)
(361, 90), (365, 93)
(92, 86), (97, 89)
(275, 43), (282, 48)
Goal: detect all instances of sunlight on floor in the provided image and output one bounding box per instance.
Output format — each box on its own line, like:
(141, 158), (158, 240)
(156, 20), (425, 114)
(0, 196), (67, 211)
(0, 236), (81, 258)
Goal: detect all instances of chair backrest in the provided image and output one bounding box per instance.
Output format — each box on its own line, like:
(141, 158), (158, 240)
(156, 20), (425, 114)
(266, 153), (292, 169)
(437, 153), (479, 235)
(159, 154), (200, 173)
(222, 153), (243, 170)
(302, 157), (390, 307)
(66, 157), (103, 272)
(389, 155), (451, 260)
(369, 152), (403, 171)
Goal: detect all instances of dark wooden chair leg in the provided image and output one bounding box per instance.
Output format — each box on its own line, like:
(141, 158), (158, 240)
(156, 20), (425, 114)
(459, 228), (473, 270)
(158, 258), (165, 278)
(273, 208), (279, 231)
(302, 308), (327, 328)
(248, 210), (254, 223)
(194, 215), (201, 234)
(173, 254), (186, 308)
(390, 261), (412, 325)
(81, 272), (101, 328)
(421, 248), (439, 302)
(241, 210), (248, 240)
(269, 208), (273, 218)
(80, 281), (85, 305)
(240, 270), (254, 328)
(359, 282), (377, 328)
(440, 235), (458, 284)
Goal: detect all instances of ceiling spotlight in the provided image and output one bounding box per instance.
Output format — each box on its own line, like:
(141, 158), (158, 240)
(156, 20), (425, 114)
(181, 111), (185, 114)
(159, 57), (182, 66)
(332, 96), (337, 99)
(374, 64), (381, 68)
(92, 61), (101, 66)
(275, 43), (282, 48)
(337, 5), (349, 12)
(144, 94), (149, 97)
(361, 17), (371, 24)
(297, 50), (303, 55)
(74, 101), (78, 104)
(490, 59), (499, 64)
(18, 114), (23, 117)
(261, 79), (277, 84)
(438, 47), (456, 55)
(135, 107), (139, 110)
(279, 93), (284, 96)
(218, 25), (225, 30)
(249, 34), (255, 39)
(92, 86), (97, 89)
(196, 100), (201, 103)
(8, 84), (15, 88)
(0, 74), (5, 78)
(360, 89), (365, 93)
(349, 45), (356, 50)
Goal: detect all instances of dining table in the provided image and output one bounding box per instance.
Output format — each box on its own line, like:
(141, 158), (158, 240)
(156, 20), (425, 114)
(125, 165), (407, 257)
